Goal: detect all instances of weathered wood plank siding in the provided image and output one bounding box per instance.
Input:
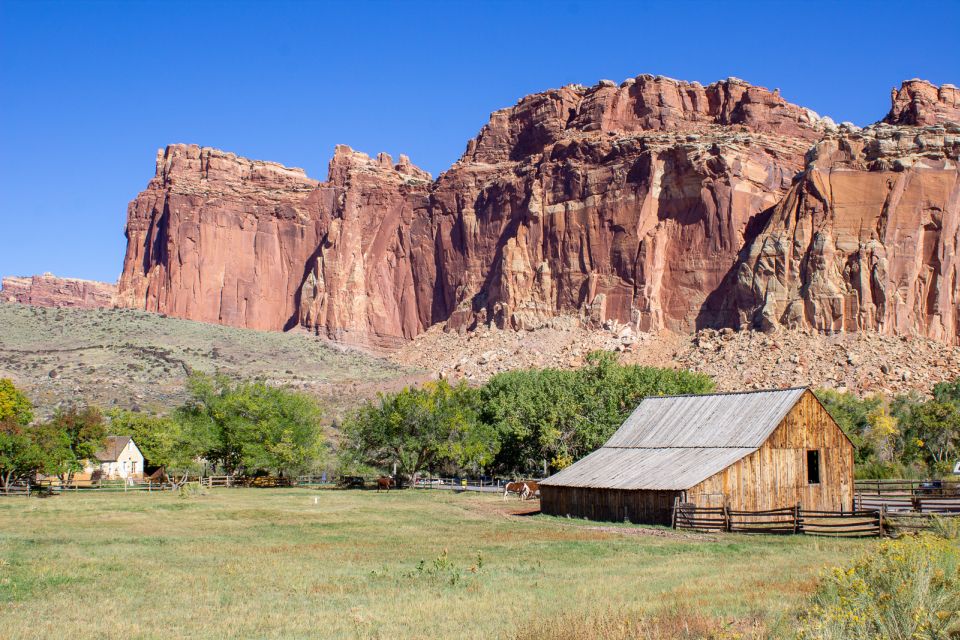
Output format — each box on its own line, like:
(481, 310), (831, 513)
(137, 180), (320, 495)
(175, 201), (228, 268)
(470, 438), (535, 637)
(540, 487), (680, 525)
(688, 391), (854, 512)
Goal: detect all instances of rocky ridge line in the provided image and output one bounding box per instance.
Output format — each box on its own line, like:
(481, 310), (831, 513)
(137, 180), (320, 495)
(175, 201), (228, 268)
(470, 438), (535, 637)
(114, 76), (960, 347)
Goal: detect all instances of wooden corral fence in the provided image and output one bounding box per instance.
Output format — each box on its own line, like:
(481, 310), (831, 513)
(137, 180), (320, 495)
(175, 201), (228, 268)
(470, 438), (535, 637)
(673, 501), (883, 537)
(0, 484), (32, 497)
(855, 479), (960, 496)
(854, 480), (960, 514)
(883, 511), (960, 534)
(674, 478), (960, 537)
(10, 479), (177, 494)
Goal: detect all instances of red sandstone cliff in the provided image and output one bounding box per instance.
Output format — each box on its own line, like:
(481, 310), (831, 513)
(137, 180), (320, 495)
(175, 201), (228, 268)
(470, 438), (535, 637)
(116, 77), (960, 346)
(1, 274), (117, 308)
(733, 112), (960, 343)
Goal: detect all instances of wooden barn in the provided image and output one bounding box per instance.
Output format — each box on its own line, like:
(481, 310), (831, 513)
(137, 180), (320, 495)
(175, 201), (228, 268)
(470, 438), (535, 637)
(539, 388), (854, 525)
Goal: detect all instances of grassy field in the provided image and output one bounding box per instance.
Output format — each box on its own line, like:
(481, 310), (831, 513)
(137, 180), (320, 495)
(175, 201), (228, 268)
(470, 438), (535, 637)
(0, 304), (419, 417)
(0, 488), (871, 639)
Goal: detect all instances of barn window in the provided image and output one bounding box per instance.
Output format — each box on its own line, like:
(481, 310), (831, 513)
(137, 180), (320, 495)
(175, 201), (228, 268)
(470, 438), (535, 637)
(807, 450), (821, 485)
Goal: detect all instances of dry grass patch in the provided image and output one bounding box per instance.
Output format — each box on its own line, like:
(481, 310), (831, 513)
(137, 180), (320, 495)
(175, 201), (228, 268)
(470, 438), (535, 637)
(0, 489), (868, 639)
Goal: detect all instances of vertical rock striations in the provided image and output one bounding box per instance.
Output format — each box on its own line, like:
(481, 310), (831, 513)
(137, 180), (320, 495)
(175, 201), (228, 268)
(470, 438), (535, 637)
(118, 144), (323, 332)
(733, 119), (960, 343)
(116, 77), (960, 346)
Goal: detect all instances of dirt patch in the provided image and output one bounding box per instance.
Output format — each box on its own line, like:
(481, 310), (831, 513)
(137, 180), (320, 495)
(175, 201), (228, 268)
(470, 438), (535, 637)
(578, 524), (719, 542)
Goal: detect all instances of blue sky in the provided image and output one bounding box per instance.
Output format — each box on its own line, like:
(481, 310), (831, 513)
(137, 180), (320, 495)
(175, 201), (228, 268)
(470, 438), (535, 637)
(1, 0), (958, 283)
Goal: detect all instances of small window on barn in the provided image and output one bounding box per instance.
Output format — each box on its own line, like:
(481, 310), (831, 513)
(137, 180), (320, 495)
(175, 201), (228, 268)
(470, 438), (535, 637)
(807, 450), (821, 485)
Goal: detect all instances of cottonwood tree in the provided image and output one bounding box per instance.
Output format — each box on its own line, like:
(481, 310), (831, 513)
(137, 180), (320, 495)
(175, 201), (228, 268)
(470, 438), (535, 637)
(174, 373), (326, 477)
(481, 352), (714, 474)
(865, 406), (899, 463)
(910, 401), (960, 472)
(0, 380), (42, 490)
(0, 379), (33, 426)
(34, 405), (108, 486)
(340, 380), (494, 484)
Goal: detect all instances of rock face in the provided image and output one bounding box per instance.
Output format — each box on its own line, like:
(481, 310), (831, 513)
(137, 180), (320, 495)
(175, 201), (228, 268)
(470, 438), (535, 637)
(732, 120), (960, 344)
(884, 79), (960, 126)
(117, 145), (323, 332)
(117, 77), (960, 346)
(1, 274), (117, 308)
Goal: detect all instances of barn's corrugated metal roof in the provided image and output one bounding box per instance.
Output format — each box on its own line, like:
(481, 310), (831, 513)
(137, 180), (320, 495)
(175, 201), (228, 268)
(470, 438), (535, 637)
(607, 387), (807, 449)
(539, 446), (757, 490)
(541, 388), (807, 490)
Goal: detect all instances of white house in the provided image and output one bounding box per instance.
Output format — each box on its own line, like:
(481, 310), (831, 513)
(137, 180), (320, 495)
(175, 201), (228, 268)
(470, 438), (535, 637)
(86, 436), (144, 480)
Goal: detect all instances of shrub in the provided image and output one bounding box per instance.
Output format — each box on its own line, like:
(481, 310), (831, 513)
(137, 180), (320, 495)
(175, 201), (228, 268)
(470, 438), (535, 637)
(928, 516), (960, 541)
(177, 481), (208, 498)
(795, 534), (960, 640)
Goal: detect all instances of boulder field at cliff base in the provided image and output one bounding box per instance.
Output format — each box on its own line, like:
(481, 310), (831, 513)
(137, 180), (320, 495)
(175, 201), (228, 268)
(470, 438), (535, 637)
(5, 77), (960, 350)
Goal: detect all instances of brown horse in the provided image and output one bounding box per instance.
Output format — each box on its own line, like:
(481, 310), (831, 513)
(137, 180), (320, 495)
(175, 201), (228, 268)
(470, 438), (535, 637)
(503, 480), (539, 500)
(376, 476), (395, 493)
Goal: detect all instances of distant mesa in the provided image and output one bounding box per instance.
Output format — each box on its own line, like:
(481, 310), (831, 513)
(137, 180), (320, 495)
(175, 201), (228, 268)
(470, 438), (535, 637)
(1, 273), (117, 309)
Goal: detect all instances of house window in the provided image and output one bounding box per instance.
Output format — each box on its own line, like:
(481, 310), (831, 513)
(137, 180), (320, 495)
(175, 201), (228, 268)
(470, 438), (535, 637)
(807, 450), (821, 485)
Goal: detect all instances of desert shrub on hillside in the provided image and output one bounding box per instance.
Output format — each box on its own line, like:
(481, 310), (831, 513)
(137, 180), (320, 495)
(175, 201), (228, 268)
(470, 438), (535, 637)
(795, 534), (960, 640)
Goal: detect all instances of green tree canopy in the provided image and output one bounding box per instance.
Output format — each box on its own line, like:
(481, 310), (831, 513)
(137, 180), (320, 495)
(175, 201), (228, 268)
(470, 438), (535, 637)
(0, 420), (43, 489)
(909, 401), (960, 471)
(482, 352), (714, 474)
(32, 405), (108, 485)
(174, 373), (327, 476)
(340, 379), (493, 482)
(0, 380), (41, 489)
(815, 389), (884, 464)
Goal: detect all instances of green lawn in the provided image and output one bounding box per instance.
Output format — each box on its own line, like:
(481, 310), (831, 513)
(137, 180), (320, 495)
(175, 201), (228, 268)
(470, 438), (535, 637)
(0, 489), (869, 639)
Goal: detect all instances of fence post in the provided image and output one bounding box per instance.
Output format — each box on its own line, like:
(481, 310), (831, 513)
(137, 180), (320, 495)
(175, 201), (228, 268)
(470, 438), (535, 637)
(723, 505), (731, 532)
(794, 503), (801, 534)
(671, 496), (679, 529)
(879, 505), (886, 537)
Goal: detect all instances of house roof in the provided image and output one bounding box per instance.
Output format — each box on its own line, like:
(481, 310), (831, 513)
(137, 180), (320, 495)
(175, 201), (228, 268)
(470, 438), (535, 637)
(541, 387), (808, 491)
(94, 436), (132, 462)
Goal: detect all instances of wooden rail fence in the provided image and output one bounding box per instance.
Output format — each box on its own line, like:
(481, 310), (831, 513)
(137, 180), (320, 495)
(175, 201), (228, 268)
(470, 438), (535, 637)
(855, 479), (959, 496)
(855, 493), (960, 514)
(674, 501), (883, 537)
